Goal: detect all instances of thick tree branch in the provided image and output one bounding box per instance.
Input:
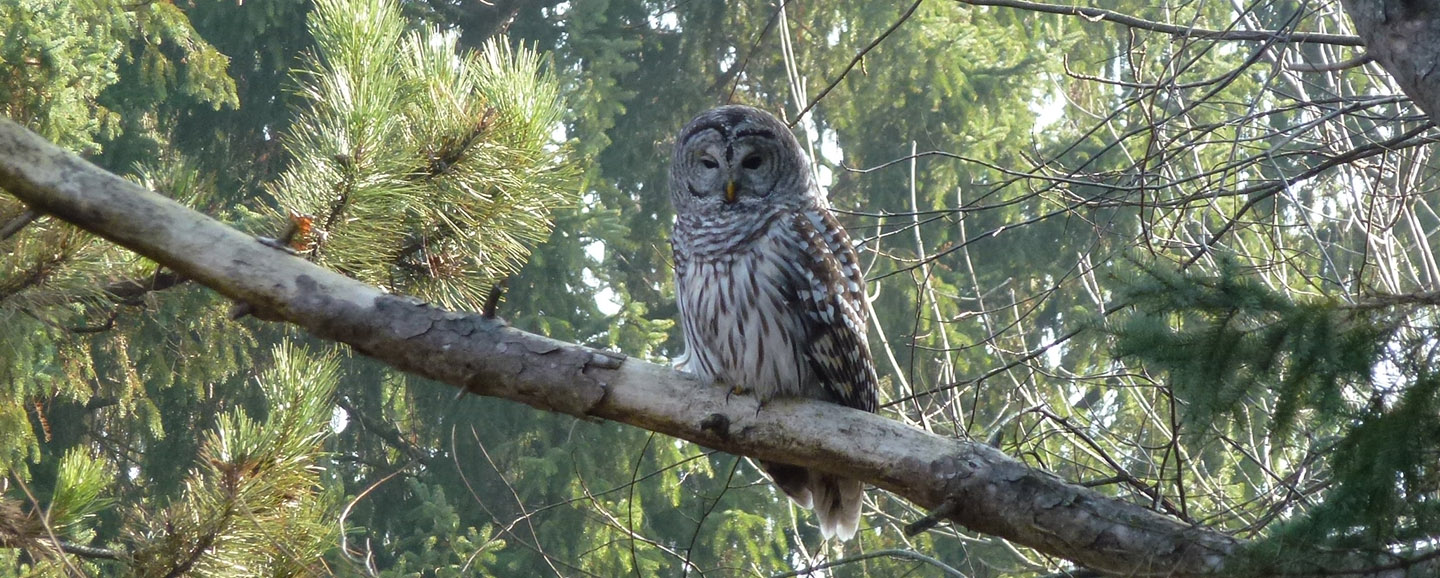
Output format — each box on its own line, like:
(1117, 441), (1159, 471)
(5, 119), (1440, 577)
(1342, 0), (1440, 121)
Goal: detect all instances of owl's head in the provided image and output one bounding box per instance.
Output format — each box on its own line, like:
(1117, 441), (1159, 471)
(669, 105), (815, 216)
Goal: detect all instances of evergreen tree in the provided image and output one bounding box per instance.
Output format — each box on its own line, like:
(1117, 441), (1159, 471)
(5, 0), (1440, 576)
(2, 0), (578, 574)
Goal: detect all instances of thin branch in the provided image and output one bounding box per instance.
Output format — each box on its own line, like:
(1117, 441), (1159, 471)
(335, 396), (431, 465)
(0, 208), (39, 240)
(1181, 123), (1438, 268)
(1035, 407), (1190, 522)
(337, 462), (411, 576)
(1344, 289), (1440, 310)
(463, 428), (571, 578)
(903, 498), (959, 536)
(102, 269), (187, 304)
(772, 548), (968, 578)
(481, 277), (507, 319)
(789, 0), (925, 126)
(1037, 569), (1104, 578)
(55, 540), (124, 561)
(958, 0), (1363, 46)
(1289, 53), (1373, 73)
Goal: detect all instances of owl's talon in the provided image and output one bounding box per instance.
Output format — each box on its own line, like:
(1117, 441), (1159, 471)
(724, 384), (753, 404)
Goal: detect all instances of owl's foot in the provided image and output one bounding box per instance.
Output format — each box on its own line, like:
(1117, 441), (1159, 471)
(723, 386), (769, 417)
(716, 383), (766, 415)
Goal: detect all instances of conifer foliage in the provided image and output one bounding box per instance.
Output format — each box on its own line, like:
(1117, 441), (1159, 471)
(6, 0), (1440, 576)
(273, 0), (576, 310)
(125, 344), (338, 577)
(1114, 261), (1440, 568)
(1, 0), (575, 574)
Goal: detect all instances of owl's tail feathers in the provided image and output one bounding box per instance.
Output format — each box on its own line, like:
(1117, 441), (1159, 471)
(812, 474), (863, 541)
(759, 461), (863, 541)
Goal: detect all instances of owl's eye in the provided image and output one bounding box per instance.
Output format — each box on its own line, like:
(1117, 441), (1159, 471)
(699, 158), (719, 169)
(741, 155), (763, 169)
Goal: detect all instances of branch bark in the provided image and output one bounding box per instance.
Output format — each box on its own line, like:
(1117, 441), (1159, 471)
(1342, 0), (1440, 121)
(2, 119), (1438, 577)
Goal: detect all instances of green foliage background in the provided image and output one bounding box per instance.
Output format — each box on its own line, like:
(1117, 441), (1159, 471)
(3, 0), (1439, 576)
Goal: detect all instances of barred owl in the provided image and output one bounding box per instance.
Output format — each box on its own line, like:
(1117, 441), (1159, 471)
(668, 105), (878, 541)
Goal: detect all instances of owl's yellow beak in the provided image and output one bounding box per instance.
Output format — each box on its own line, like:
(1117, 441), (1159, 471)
(724, 181), (738, 204)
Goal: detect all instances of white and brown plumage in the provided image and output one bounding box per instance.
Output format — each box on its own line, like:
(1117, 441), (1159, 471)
(668, 105), (878, 541)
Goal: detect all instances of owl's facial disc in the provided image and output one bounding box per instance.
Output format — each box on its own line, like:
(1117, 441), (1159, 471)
(727, 142), (772, 203)
(689, 145), (725, 203)
(675, 124), (783, 211)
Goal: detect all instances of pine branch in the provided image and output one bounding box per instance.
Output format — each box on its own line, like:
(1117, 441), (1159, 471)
(164, 503), (229, 578)
(0, 499), (124, 561)
(0, 251), (63, 302)
(9, 116), (1440, 577)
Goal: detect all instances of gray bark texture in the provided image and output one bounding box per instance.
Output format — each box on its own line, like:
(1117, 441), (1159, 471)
(2, 115), (1439, 576)
(1343, 0), (1440, 121)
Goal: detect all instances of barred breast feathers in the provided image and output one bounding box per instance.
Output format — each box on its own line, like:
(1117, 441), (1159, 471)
(671, 200), (877, 414)
(672, 206), (814, 400)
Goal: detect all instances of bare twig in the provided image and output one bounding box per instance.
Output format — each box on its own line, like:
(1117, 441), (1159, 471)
(0, 208), (39, 240)
(903, 498), (959, 536)
(481, 277), (507, 319)
(772, 548), (968, 578)
(1289, 53), (1373, 73)
(790, 0), (925, 126)
(957, 0), (1363, 46)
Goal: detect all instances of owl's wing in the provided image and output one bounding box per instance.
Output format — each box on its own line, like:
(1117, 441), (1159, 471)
(793, 209), (878, 413)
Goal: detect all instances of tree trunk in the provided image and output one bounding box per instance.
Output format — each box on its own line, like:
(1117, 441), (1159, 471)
(1342, 0), (1440, 121)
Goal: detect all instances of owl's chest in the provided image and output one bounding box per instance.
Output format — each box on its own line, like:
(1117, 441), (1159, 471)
(674, 233), (813, 397)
